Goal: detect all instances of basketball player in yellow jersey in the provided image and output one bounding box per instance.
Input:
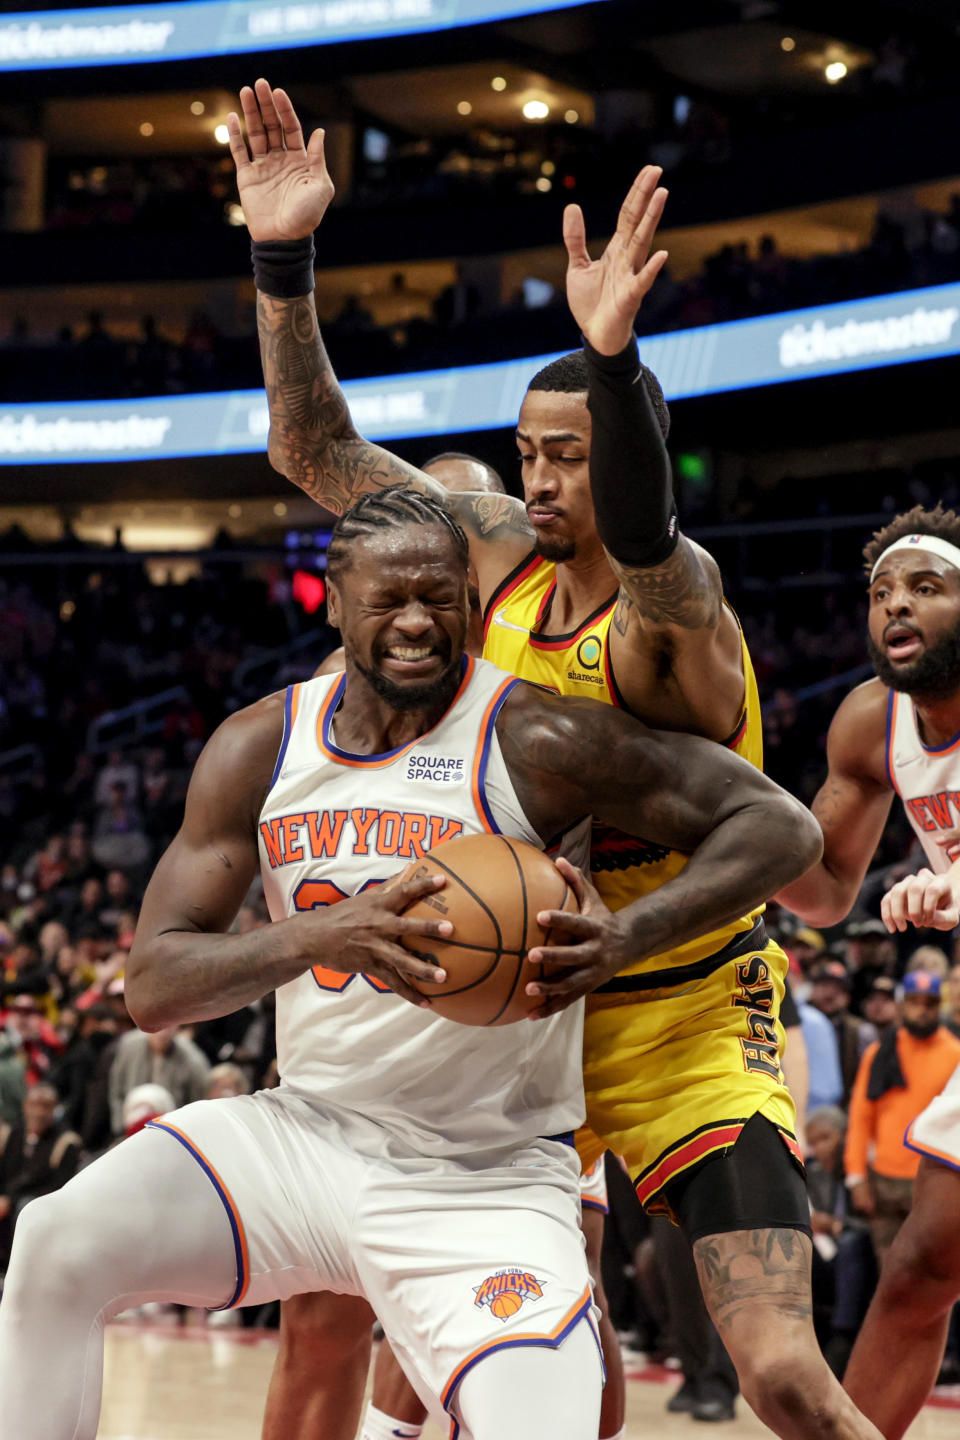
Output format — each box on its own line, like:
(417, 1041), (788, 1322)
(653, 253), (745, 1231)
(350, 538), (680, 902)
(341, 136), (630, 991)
(232, 78), (882, 1440)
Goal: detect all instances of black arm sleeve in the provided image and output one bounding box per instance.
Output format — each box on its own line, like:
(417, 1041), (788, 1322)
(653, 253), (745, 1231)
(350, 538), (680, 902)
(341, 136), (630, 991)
(584, 335), (678, 568)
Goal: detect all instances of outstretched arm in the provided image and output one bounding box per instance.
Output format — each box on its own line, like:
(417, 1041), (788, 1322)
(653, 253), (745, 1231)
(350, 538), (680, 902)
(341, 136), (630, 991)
(564, 168), (743, 735)
(497, 684), (822, 1012)
(230, 79), (533, 599)
(775, 680), (894, 927)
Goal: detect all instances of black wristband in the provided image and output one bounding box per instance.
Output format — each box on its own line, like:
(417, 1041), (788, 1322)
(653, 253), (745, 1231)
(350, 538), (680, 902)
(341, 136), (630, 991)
(251, 236), (316, 298)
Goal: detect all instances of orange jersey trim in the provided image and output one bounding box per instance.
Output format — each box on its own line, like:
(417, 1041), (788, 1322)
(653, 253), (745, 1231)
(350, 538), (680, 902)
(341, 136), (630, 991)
(441, 1284), (594, 1410)
(471, 675), (522, 833)
(147, 1120), (250, 1308)
(315, 657), (475, 768)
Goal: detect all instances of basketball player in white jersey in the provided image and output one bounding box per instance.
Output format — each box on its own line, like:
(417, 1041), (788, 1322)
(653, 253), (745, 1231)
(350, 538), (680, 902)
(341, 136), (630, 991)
(307, 453), (621, 1440)
(778, 504), (960, 1439)
(0, 490), (820, 1440)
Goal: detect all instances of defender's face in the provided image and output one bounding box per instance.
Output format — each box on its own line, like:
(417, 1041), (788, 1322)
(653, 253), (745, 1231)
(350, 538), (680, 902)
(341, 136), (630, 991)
(516, 391), (600, 563)
(328, 527), (469, 709)
(868, 550), (960, 695)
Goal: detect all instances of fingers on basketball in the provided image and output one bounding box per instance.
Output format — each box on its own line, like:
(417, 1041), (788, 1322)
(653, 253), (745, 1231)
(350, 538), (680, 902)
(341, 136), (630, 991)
(398, 834), (579, 1026)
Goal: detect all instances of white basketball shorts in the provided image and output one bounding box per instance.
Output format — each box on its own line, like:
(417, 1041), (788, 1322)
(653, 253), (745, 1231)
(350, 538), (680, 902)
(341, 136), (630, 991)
(146, 1087), (599, 1413)
(580, 1155), (609, 1214)
(905, 1061), (960, 1172)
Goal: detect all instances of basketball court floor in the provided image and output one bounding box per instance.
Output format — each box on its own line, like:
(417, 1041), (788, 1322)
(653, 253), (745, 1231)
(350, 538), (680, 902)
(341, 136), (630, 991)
(97, 1318), (960, 1440)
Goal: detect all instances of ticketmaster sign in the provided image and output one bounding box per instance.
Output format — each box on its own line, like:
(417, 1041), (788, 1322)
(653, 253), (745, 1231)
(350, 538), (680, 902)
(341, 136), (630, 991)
(0, 0), (598, 69)
(3, 281), (959, 464)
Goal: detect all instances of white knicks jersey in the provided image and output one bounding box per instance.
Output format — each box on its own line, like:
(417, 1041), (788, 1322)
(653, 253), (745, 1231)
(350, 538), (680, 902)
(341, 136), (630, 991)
(258, 655), (586, 1157)
(887, 689), (960, 872)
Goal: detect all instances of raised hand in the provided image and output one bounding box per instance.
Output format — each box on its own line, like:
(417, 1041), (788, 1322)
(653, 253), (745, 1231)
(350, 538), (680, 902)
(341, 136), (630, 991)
(564, 164), (669, 355)
(227, 78), (334, 242)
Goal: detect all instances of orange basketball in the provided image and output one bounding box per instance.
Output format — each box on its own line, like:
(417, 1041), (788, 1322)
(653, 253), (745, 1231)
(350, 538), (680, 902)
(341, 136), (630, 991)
(490, 1291), (524, 1320)
(399, 833), (578, 1026)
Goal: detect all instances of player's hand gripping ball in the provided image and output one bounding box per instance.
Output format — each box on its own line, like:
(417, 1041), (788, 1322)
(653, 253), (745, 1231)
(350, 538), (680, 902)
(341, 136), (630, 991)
(399, 833), (579, 1025)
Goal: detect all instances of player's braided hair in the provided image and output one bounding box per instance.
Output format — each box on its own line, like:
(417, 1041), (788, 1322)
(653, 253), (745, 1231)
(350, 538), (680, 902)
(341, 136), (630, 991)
(527, 348), (671, 442)
(326, 486), (470, 582)
(863, 503), (960, 574)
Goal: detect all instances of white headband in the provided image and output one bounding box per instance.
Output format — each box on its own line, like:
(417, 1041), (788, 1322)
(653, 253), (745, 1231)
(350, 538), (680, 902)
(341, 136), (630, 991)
(870, 534), (960, 584)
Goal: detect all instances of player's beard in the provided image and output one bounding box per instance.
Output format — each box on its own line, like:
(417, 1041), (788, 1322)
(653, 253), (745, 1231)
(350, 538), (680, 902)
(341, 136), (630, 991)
(534, 532), (576, 563)
(902, 1014), (940, 1039)
(355, 641), (462, 713)
(868, 616), (960, 700)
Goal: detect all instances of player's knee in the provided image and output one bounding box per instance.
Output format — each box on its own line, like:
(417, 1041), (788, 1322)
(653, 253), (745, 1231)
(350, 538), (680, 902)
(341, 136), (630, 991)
(878, 1228), (959, 1313)
(5, 1192), (96, 1307)
(738, 1355), (813, 1424)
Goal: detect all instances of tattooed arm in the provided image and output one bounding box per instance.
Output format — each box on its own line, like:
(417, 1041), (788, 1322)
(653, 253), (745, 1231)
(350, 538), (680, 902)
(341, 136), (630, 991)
(564, 163), (743, 735)
(495, 684), (822, 1013)
(775, 679), (894, 926)
(230, 79), (533, 602)
(257, 291), (534, 601)
(125, 695), (467, 1028)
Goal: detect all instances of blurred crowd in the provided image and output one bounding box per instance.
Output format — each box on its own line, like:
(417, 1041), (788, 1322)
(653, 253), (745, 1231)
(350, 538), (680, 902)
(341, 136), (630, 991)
(5, 190), (960, 402)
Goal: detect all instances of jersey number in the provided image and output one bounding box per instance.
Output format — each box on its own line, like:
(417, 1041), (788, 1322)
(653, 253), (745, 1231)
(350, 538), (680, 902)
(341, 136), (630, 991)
(292, 878), (392, 995)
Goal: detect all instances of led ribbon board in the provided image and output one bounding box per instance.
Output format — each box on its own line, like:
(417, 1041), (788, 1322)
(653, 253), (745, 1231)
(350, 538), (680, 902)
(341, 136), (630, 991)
(0, 0), (600, 70)
(2, 280), (958, 464)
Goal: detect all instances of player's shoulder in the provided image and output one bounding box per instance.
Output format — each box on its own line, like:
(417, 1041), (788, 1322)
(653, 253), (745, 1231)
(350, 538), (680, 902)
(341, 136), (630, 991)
(191, 690), (287, 800)
(830, 677), (890, 736)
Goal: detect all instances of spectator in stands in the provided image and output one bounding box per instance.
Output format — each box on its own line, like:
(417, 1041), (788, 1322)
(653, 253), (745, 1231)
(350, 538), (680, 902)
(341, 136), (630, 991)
(799, 998), (845, 1111)
(2, 998), (62, 1086)
(93, 749), (140, 811)
(92, 780), (151, 873)
(31, 836), (67, 894)
(99, 870), (136, 933)
(808, 959), (878, 1104)
(68, 877), (108, 944)
(206, 1062), (250, 1099)
(1, 942), (49, 1003)
(905, 944), (951, 980)
(48, 1003), (117, 1139)
(844, 919), (899, 1015)
(0, 1029), (25, 1128)
(805, 1106), (875, 1377)
(862, 976), (898, 1036)
(121, 1082), (175, 1138)
(0, 1081), (81, 1270)
(845, 973), (960, 1266)
(107, 1024), (209, 1138)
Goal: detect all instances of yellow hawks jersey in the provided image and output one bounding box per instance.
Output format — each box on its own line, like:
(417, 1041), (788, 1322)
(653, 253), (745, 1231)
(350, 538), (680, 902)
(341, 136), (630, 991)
(482, 551), (765, 987)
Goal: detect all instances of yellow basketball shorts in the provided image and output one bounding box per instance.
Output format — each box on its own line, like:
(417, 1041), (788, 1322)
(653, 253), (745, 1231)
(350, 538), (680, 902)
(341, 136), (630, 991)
(577, 937), (801, 1217)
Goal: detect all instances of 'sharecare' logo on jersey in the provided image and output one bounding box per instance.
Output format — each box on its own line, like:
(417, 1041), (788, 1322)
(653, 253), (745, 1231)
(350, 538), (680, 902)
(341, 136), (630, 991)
(590, 823), (671, 872)
(474, 1268), (545, 1322)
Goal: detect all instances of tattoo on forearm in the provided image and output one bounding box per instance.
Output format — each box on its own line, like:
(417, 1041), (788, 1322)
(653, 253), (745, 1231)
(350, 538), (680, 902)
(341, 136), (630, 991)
(257, 293), (419, 513)
(693, 1228), (813, 1332)
(612, 538), (722, 629)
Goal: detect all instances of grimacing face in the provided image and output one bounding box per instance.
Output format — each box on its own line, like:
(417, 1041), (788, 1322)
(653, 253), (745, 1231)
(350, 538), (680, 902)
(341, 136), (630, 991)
(867, 549), (960, 699)
(516, 390), (601, 564)
(328, 526), (470, 712)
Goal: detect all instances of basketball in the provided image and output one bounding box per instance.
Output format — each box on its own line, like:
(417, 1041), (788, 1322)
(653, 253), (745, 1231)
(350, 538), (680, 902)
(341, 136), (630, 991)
(399, 833), (579, 1026)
